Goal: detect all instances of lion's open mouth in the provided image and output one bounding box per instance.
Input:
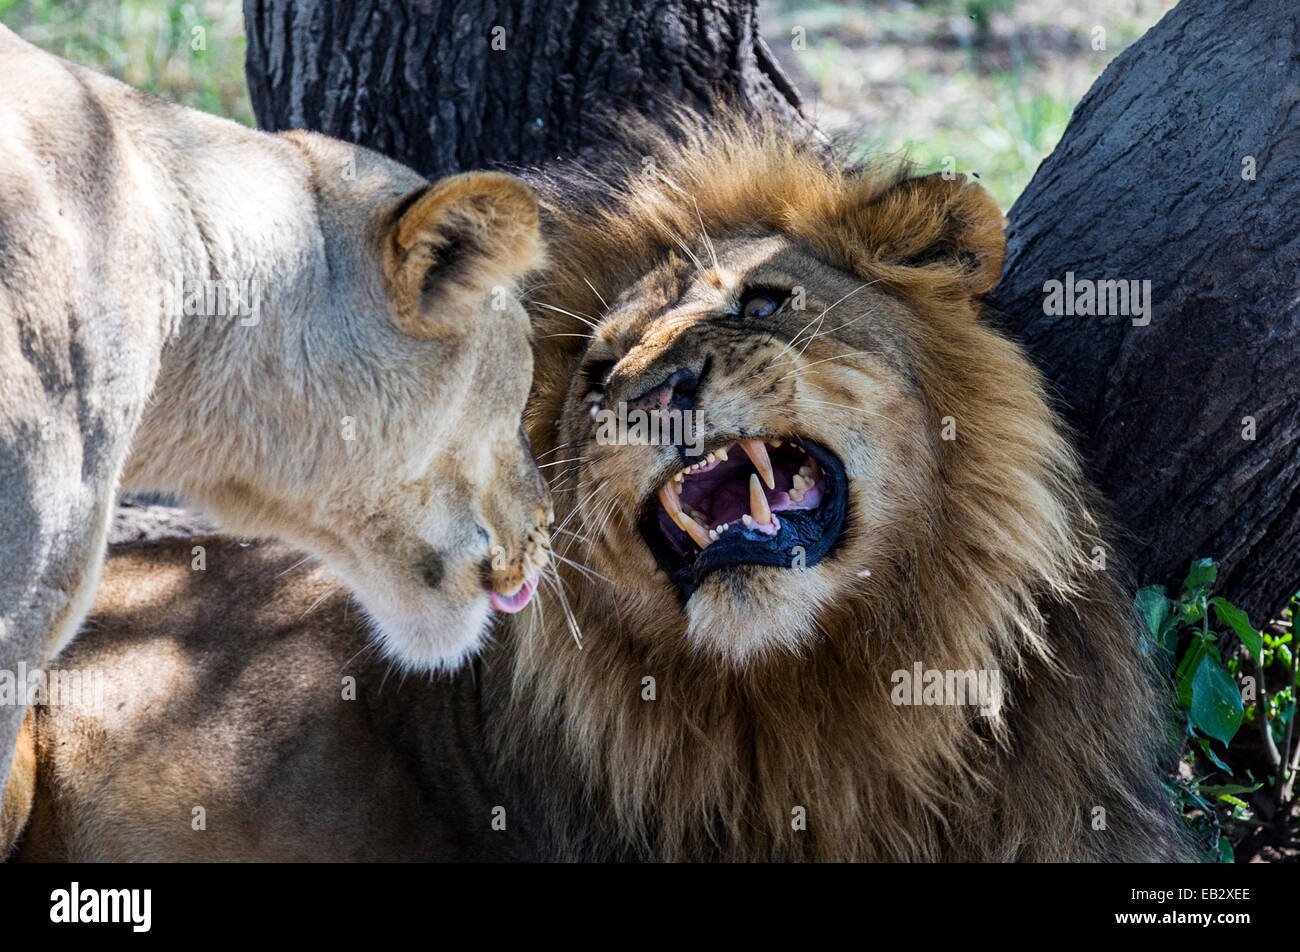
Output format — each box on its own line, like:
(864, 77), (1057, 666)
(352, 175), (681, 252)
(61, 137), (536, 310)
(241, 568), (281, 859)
(639, 438), (847, 596)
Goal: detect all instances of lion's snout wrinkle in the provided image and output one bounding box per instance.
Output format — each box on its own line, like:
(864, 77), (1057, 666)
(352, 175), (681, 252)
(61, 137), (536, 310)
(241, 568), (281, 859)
(625, 366), (700, 414)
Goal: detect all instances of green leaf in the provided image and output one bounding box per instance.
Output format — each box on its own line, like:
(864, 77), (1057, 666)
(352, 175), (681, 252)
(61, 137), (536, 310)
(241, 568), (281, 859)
(1210, 598), (1263, 664)
(1176, 641), (1208, 707)
(1195, 736), (1232, 771)
(1197, 782), (1262, 797)
(1184, 558), (1218, 594)
(1189, 655), (1244, 745)
(1135, 587), (1170, 655)
(1217, 836), (1235, 863)
(1135, 586), (1168, 635)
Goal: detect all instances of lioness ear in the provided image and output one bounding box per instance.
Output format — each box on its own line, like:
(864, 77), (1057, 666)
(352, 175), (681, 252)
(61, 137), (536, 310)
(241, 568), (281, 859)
(383, 171), (543, 336)
(855, 173), (1006, 299)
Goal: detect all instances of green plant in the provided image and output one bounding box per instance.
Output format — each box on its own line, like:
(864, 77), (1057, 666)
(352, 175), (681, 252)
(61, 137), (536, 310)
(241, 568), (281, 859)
(1138, 559), (1299, 862)
(1, 0), (253, 126)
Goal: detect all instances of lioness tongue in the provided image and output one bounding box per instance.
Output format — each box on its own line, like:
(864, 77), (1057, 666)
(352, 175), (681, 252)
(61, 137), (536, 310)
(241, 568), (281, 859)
(490, 577), (536, 613)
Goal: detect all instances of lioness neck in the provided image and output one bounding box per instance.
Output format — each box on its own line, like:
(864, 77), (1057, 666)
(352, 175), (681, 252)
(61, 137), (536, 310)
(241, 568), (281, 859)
(91, 87), (423, 504)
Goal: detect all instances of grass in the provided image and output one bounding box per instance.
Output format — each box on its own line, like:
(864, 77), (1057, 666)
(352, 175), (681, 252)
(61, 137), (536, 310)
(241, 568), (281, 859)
(3, 0), (1177, 207)
(762, 0), (1178, 208)
(1, 0), (252, 125)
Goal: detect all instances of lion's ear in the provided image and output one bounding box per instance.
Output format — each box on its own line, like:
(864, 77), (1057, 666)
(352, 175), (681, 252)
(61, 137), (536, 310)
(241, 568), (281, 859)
(383, 172), (543, 336)
(857, 173), (1006, 299)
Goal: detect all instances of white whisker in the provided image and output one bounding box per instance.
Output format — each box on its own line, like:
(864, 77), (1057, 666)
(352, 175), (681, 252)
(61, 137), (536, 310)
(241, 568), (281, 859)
(533, 301), (600, 331)
(776, 350), (876, 382)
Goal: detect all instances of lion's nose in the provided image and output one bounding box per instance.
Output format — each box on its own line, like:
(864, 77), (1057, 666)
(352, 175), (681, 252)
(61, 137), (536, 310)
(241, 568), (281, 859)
(626, 366), (699, 414)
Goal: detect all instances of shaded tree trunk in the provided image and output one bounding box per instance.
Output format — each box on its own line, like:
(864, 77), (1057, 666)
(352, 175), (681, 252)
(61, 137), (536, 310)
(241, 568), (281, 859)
(243, 0), (1300, 620)
(986, 0), (1300, 620)
(243, 0), (808, 179)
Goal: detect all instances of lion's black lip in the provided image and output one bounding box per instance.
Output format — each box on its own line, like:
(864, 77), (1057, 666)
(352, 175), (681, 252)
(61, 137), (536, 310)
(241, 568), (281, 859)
(638, 439), (847, 600)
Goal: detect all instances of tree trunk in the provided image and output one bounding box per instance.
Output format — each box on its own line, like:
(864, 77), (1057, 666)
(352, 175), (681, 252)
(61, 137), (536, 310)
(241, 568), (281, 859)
(986, 0), (1300, 620)
(243, 0), (808, 179)
(242, 0), (1300, 620)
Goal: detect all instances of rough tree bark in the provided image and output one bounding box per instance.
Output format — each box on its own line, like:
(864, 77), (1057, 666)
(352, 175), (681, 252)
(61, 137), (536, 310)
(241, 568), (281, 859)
(986, 0), (1300, 620)
(242, 0), (1300, 620)
(243, 0), (808, 179)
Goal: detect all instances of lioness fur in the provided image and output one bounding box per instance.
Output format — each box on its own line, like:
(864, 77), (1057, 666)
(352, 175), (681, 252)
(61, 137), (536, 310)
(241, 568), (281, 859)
(5, 110), (1192, 862)
(0, 26), (550, 803)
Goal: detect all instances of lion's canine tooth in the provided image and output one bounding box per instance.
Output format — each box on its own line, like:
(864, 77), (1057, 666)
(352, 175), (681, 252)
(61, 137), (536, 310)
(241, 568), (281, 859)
(683, 517), (712, 549)
(658, 484), (712, 549)
(740, 440), (776, 490)
(659, 483), (684, 520)
(749, 473), (772, 525)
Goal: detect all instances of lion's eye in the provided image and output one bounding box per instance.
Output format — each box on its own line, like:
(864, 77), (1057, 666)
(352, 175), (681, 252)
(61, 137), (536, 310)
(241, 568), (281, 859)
(737, 289), (787, 319)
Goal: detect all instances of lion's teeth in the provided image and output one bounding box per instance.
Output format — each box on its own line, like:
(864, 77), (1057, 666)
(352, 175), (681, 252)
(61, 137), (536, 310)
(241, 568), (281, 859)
(706, 452), (716, 464)
(683, 516), (711, 548)
(798, 466), (812, 478)
(659, 484), (712, 549)
(741, 513), (754, 527)
(793, 474), (810, 491)
(749, 473), (772, 525)
(716, 447), (728, 461)
(769, 439), (782, 448)
(659, 483), (684, 519)
(708, 528), (718, 540)
(740, 440), (776, 490)
(789, 488), (805, 502)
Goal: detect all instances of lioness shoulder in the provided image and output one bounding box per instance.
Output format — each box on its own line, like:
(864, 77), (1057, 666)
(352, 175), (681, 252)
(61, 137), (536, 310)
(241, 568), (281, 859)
(0, 25), (550, 807)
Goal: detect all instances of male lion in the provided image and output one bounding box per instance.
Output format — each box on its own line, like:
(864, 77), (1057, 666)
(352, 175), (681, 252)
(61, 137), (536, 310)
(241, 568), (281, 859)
(5, 112), (1192, 861)
(0, 26), (550, 805)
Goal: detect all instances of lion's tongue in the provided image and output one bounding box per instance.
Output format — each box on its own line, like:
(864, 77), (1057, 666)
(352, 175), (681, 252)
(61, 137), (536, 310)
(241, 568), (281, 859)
(490, 577), (537, 614)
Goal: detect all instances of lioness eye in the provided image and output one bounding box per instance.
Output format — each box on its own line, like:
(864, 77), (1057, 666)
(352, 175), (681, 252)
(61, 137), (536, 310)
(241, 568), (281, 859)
(738, 290), (786, 319)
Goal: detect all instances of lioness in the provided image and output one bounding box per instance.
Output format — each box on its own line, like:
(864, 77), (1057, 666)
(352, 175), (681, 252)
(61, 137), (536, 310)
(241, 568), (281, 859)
(0, 26), (550, 802)
(6, 112), (1192, 861)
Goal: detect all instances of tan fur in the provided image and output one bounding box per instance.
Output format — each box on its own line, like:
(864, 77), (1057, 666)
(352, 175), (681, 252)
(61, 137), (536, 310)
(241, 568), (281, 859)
(505, 110), (1190, 860)
(0, 719), (34, 858)
(0, 26), (550, 802)
(9, 539), (532, 862)
(7, 110), (1190, 862)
